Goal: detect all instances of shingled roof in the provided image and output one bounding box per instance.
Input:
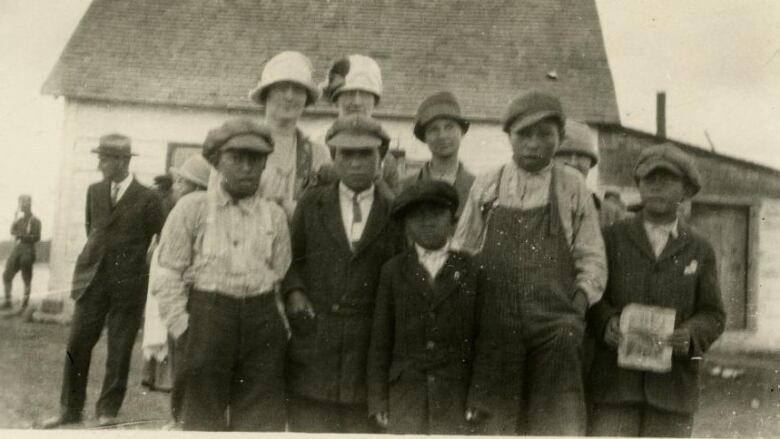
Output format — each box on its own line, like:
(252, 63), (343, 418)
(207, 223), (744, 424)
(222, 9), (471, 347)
(42, 0), (619, 123)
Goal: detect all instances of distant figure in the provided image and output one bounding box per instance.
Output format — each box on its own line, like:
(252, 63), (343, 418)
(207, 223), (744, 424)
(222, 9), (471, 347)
(2, 195), (41, 310)
(153, 174), (175, 216)
(600, 190), (630, 228)
(41, 134), (165, 429)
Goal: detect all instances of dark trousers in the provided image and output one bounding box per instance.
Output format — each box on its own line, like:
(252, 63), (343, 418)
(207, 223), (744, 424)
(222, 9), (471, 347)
(59, 276), (144, 418)
(288, 394), (374, 433)
(3, 244), (34, 301)
(182, 289), (287, 432)
(169, 332), (187, 424)
(589, 403), (694, 437)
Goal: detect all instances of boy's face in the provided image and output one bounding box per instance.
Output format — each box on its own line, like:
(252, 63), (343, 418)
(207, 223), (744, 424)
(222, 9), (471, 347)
(404, 204), (454, 250)
(638, 168), (687, 217)
(509, 118), (560, 172)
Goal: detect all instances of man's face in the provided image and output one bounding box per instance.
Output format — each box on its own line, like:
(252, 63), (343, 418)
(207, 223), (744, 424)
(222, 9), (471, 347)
(336, 90), (376, 117)
(18, 197), (31, 213)
(333, 147), (379, 192)
(97, 154), (130, 182)
(638, 168), (687, 218)
(423, 118), (463, 160)
(554, 152), (593, 177)
(404, 204), (454, 250)
(509, 118), (560, 172)
(265, 81), (308, 122)
(217, 149), (267, 199)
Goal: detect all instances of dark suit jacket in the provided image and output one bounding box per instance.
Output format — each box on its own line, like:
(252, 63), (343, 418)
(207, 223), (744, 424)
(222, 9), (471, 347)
(367, 249), (480, 434)
(71, 178), (164, 301)
(587, 214), (726, 414)
(283, 182), (403, 405)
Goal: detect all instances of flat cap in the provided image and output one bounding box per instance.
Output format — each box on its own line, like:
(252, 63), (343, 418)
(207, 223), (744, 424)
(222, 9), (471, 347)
(413, 91), (470, 142)
(326, 114), (390, 156)
(202, 118), (274, 166)
(502, 91), (565, 135)
(556, 120), (598, 166)
(91, 133), (136, 157)
(635, 142), (702, 195)
(391, 180), (459, 220)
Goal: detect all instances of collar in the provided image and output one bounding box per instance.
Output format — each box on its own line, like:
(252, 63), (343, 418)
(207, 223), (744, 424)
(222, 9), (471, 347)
(339, 181), (375, 201)
(112, 173), (133, 188)
(643, 218), (680, 239)
(414, 239), (452, 260)
(215, 178), (261, 212)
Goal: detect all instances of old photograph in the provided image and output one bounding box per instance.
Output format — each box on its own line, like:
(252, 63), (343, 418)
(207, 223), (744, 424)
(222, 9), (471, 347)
(1, 0), (779, 437)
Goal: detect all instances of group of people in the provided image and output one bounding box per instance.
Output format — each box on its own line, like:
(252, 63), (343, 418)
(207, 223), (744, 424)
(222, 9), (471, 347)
(39, 50), (725, 437)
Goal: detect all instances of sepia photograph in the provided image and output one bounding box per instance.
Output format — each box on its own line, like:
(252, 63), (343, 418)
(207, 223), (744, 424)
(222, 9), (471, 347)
(1, 0), (779, 437)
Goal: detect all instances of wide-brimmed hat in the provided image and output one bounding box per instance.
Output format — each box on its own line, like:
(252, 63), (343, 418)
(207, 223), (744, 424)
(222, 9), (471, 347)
(325, 114), (390, 157)
(91, 133), (137, 157)
(502, 91), (565, 135)
(170, 154), (211, 189)
(391, 180), (459, 220)
(634, 142), (702, 195)
(321, 54), (383, 103)
(248, 51), (320, 106)
(555, 120), (598, 166)
(413, 91), (470, 142)
(202, 118), (275, 166)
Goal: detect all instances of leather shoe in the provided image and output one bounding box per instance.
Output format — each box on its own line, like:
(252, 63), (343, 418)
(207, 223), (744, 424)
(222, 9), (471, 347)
(97, 415), (118, 427)
(40, 413), (82, 429)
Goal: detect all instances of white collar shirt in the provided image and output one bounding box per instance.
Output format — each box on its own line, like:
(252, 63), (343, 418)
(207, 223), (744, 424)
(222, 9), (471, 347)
(498, 163), (552, 210)
(111, 173), (134, 204)
(643, 218), (680, 258)
(415, 239), (452, 280)
(338, 182), (375, 248)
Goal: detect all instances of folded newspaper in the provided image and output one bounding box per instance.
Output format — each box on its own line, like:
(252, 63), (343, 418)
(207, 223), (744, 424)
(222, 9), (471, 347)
(618, 304), (676, 373)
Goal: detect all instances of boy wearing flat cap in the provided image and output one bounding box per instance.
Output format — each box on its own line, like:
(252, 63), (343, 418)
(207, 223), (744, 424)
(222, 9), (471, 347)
(401, 91), (475, 217)
(152, 118), (291, 431)
(283, 114), (403, 433)
(367, 180), (481, 434)
(587, 143), (725, 437)
(455, 90), (606, 435)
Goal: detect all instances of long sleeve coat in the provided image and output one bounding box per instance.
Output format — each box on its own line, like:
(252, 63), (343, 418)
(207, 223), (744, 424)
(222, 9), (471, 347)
(587, 214), (726, 414)
(367, 249), (480, 434)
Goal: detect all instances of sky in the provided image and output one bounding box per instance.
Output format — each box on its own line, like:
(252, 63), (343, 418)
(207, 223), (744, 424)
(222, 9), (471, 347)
(0, 0), (778, 239)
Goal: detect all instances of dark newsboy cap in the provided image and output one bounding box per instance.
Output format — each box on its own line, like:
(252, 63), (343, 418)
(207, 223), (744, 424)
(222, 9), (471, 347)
(91, 133), (136, 157)
(502, 91), (565, 135)
(326, 114), (390, 157)
(413, 91), (470, 142)
(391, 180), (459, 220)
(202, 118), (274, 166)
(635, 142), (702, 195)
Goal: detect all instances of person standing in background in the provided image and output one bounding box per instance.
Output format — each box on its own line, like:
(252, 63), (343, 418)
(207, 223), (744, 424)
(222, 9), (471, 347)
(2, 194), (41, 310)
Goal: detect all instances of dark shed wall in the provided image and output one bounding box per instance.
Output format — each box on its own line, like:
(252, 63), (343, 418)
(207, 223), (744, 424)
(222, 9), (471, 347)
(596, 125), (780, 199)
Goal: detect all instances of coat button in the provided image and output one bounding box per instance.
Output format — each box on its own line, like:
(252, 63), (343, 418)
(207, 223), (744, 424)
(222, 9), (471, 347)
(331, 304), (340, 312)
(426, 340), (435, 350)
(427, 375), (435, 383)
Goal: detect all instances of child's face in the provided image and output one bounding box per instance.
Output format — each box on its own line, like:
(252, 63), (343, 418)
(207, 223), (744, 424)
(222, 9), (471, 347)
(404, 204), (454, 250)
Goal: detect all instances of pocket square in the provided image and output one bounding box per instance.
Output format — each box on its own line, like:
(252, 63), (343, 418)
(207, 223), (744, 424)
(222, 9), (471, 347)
(684, 260), (698, 275)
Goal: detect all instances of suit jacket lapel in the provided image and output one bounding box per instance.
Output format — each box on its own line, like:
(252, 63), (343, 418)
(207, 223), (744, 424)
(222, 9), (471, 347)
(626, 214), (658, 262)
(353, 187), (390, 255)
(107, 179), (141, 226)
(430, 253), (461, 310)
(318, 183), (352, 254)
(658, 222), (692, 262)
(402, 249), (435, 304)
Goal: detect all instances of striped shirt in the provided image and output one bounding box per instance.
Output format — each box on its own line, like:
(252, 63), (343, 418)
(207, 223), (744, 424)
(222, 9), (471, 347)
(152, 179), (292, 337)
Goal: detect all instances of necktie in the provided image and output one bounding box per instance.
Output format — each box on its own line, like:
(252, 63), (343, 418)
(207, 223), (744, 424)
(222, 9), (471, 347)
(111, 184), (120, 207)
(351, 193), (362, 249)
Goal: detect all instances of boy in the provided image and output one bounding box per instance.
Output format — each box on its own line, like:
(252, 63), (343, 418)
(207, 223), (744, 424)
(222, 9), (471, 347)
(368, 180), (480, 434)
(587, 143), (725, 437)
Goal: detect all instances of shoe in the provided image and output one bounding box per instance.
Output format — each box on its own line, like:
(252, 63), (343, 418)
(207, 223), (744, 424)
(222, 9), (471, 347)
(40, 413), (82, 429)
(97, 415), (118, 427)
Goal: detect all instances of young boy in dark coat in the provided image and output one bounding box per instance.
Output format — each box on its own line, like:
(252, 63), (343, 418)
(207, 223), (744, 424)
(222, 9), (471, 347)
(587, 143), (726, 437)
(367, 180), (481, 435)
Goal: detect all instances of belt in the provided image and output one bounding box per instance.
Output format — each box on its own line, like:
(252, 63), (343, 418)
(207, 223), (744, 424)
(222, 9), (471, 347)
(191, 288), (276, 306)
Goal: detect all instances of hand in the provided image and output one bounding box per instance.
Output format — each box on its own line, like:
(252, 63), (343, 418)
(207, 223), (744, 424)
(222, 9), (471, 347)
(667, 327), (692, 356)
(572, 289), (589, 316)
(465, 407), (488, 424)
(374, 411), (388, 429)
(604, 316), (622, 348)
(286, 290), (315, 318)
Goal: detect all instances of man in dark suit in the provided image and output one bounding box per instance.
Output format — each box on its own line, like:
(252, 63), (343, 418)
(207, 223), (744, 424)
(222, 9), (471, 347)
(42, 134), (164, 428)
(284, 115), (402, 433)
